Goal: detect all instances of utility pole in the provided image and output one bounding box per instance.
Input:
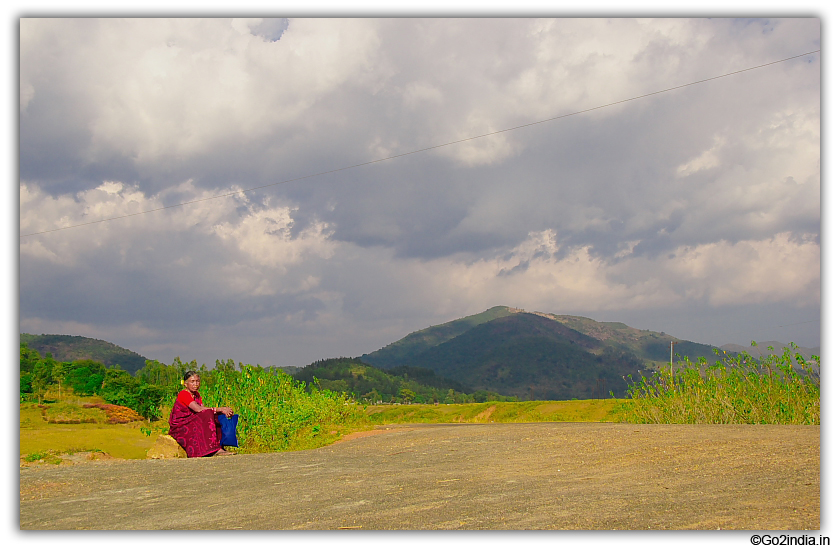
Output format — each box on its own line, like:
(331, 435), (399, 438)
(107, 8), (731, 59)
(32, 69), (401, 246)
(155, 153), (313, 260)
(670, 341), (678, 376)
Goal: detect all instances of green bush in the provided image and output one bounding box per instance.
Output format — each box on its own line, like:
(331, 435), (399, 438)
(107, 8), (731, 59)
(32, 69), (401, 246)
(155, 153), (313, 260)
(618, 343), (819, 425)
(199, 362), (366, 452)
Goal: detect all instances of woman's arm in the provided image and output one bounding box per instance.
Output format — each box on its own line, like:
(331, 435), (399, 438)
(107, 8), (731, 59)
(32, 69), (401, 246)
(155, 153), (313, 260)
(188, 400), (233, 417)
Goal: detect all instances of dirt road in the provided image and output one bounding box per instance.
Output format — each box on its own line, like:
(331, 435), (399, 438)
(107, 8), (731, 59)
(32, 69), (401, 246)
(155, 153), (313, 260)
(19, 422), (819, 530)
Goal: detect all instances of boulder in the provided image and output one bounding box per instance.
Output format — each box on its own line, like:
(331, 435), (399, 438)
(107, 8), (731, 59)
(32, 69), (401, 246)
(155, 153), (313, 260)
(146, 435), (187, 459)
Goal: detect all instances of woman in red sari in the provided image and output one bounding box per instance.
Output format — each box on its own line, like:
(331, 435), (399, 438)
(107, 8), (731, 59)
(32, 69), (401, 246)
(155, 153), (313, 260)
(169, 370), (235, 457)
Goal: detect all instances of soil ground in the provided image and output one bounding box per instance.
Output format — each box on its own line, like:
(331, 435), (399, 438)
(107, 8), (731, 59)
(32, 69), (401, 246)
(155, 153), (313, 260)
(19, 422), (819, 530)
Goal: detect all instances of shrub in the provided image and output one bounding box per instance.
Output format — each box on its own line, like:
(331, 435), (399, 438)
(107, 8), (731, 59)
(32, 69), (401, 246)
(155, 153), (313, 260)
(82, 403), (145, 424)
(199, 363), (366, 452)
(618, 343), (819, 425)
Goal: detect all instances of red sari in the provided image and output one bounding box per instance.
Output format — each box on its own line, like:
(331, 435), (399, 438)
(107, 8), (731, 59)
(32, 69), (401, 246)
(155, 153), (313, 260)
(168, 390), (221, 458)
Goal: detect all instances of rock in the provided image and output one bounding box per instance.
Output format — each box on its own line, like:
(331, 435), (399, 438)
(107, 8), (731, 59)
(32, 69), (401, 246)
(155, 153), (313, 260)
(146, 435), (187, 459)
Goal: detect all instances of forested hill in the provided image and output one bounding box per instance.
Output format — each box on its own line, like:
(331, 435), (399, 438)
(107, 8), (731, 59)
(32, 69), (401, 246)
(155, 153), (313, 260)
(363, 306), (721, 370)
(19, 334), (149, 375)
(360, 306), (515, 368)
(372, 312), (643, 400)
(360, 307), (724, 400)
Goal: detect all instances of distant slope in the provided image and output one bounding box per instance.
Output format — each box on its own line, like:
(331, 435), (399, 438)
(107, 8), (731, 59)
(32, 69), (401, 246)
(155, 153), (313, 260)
(361, 305), (514, 368)
(365, 306), (722, 371)
(360, 306), (731, 401)
(397, 313), (646, 400)
(20, 334), (149, 374)
(291, 357), (471, 402)
(544, 313), (722, 363)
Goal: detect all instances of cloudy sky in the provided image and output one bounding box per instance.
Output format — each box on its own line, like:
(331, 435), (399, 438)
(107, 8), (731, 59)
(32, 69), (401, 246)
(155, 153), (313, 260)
(18, 17), (821, 368)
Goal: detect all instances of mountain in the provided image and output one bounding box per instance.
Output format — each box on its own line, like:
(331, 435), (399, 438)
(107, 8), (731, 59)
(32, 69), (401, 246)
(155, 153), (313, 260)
(364, 306), (722, 369)
(541, 313), (722, 364)
(361, 306), (725, 400)
(19, 334), (149, 375)
(361, 305), (514, 368)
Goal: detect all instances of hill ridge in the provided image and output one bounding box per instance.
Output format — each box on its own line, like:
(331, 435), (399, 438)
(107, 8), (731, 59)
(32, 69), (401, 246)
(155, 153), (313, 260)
(390, 312), (642, 400)
(359, 306), (729, 400)
(364, 306), (722, 367)
(19, 333), (149, 374)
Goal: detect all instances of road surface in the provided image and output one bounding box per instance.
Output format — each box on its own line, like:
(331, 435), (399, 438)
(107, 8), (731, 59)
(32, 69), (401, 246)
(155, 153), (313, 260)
(20, 422), (819, 530)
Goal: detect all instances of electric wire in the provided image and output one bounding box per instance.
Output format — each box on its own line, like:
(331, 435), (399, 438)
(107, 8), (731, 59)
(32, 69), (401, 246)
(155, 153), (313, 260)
(20, 49), (821, 238)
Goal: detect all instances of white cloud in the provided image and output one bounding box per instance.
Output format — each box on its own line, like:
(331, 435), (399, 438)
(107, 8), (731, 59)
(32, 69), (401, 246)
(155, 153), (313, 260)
(213, 204), (335, 271)
(20, 180), (337, 301)
(20, 18), (386, 165)
(676, 134), (725, 177)
(666, 232), (820, 307)
(18, 17), (821, 364)
(376, 228), (820, 317)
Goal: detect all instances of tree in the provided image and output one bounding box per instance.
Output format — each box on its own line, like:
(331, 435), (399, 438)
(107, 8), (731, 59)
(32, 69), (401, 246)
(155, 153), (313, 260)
(362, 388), (381, 403)
(134, 384), (167, 420)
(20, 372), (33, 396)
(20, 343), (40, 373)
(63, 359), (107, 395)
(136, 359), (181, 389)
(31, 355), (57, 403)
(52, 361), (69, 400)
(399, 388), (415, 404)
(99, 367), (141, 409)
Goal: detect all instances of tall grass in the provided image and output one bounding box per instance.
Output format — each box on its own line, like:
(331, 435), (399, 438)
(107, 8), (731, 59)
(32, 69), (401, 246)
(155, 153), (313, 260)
(618, 343), (819, 425)
(199, 363), (366, 452)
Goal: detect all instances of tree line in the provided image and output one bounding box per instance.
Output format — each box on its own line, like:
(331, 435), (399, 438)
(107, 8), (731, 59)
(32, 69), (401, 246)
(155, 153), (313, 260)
(292, 357), (517, 404)
(20, 343), (177, 420)
(19, 344), (517, 423)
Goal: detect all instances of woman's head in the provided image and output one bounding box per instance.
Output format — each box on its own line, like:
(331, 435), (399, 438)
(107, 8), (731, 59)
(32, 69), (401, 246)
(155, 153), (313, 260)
(183, 370), (200, 392)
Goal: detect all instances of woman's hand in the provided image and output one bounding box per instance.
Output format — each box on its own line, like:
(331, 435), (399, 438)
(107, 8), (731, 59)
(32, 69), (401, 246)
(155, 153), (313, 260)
(216, 406), (234, 418)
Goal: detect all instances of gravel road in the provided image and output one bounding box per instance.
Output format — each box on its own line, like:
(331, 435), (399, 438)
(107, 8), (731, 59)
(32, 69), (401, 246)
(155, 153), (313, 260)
(19, 422), (819, 530)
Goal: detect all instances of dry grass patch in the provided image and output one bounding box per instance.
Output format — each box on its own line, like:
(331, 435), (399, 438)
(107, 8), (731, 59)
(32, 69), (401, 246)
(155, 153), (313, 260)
(365, 399), (624, 425)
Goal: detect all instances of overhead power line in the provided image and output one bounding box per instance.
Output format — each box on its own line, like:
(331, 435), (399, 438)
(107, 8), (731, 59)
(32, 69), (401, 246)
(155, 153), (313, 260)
(20, 49), (820, 238)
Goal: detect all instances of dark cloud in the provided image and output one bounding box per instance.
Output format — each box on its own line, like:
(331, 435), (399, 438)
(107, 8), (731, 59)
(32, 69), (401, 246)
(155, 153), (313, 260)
(19, 18), (821, 365)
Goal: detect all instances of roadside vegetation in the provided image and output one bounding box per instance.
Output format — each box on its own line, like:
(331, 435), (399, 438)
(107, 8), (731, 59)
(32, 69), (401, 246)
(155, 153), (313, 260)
(20, 343), (518, 458)
(617, 343), (820, 425)
(20, 340), (819, 463)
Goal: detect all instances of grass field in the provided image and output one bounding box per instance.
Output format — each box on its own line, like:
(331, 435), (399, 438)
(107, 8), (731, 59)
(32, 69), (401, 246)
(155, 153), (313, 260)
(365, 399), (624, 424)
(20, 404), (160, 460)
(20, 399), (623, 461)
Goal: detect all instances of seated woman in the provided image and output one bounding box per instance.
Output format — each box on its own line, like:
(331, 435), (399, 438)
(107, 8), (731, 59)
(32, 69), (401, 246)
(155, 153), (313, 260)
(169, 370), (235, 457)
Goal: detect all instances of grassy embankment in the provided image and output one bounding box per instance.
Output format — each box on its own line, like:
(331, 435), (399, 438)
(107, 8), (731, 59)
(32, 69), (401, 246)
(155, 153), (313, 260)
(20, 397), (624, 462)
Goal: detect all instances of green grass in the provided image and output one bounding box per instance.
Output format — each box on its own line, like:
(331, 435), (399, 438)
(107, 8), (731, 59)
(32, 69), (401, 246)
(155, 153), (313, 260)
(21, 399), (161, 460)
(616, 344), (819, 425)
(365, 399), (625, 424)
(201, 364), (366, 453)
(20, 419), (159, 460)
(41, 402), (107, 424)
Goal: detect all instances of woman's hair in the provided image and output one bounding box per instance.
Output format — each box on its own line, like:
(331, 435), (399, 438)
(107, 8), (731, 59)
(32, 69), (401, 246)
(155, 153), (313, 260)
(183, 370), (199, 382)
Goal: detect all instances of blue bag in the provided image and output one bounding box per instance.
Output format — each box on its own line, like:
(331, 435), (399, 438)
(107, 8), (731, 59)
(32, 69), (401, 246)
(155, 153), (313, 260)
(217, 413), (239, 447)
